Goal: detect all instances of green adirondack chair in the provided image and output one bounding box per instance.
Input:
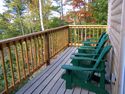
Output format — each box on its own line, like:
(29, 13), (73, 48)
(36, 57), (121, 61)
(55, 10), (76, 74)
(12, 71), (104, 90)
(73, 33), (108, 57)
(78, 34), (108, 53)
(82, 32), (106, 46)
(79, 32), (107, 50)
(61, 45), (112, 94)
(71, 34), (109, 67)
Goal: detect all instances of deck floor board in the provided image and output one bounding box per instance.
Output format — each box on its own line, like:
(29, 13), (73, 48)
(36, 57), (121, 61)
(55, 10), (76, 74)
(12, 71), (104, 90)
(16, 47), (110, 94)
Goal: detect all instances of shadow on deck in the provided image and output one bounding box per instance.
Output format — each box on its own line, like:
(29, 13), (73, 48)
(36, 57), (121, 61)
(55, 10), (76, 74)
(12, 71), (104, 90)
(16, 47), (110, 94)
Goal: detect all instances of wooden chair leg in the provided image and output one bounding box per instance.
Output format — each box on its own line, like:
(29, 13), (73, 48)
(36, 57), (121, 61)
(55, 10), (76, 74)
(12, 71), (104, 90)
(62, 70), (73, 89)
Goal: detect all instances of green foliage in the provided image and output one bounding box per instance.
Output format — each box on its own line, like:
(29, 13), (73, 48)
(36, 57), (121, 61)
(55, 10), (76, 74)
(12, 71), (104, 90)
(63, 0), (108, 25)
(0, 0), (63, 40)
(48, 17), (68, 28)
(91, 0), (108, 25)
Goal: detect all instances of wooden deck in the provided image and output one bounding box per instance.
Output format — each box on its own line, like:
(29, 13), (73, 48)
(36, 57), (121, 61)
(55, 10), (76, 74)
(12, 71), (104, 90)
(16, 47), (110, 94)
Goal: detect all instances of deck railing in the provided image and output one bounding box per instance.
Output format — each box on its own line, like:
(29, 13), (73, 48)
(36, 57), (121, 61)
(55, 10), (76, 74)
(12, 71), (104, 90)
(68, 25), (107, 46)
(0, 25), (107, 94)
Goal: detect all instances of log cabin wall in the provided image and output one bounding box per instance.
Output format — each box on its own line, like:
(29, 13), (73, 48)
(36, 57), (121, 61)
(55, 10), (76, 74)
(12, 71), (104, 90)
(108, 0), (125, 94)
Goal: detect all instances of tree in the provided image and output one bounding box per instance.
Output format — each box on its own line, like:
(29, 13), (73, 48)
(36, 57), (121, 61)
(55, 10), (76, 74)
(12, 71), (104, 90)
(91, 0), (108, 24)
(63, 0), (93, 24)
(4, 0), (26, 35)
(39, 0), (44, 31)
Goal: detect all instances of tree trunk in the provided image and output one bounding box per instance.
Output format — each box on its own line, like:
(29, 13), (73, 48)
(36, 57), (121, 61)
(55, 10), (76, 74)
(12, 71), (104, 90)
(39, 0), (44, 31)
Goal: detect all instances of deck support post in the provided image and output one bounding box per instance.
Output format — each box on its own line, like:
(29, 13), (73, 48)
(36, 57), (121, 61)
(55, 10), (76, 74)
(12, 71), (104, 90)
(44, 33), (50, 65)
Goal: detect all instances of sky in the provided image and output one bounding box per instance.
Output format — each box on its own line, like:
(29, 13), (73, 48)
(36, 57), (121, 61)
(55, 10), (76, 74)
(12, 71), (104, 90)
(0, 0), (7, 13)
(0, 0), (72, 16)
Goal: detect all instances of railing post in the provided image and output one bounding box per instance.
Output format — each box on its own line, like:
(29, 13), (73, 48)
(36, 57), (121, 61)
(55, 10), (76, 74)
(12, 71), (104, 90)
(44, 33), (50, 65)
(68, 26), (70, 47)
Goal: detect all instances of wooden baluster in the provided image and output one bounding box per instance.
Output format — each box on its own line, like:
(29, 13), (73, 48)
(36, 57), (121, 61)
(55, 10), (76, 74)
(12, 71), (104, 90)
(61, 30), (63, 48)
(59, 31), (61, 50)
(63, 29), (64, 46)
(81, 28), (83, 43)
(88, 27), (90, 39)
(72, 28), (74, 46)
(69, 27), (71, 46)
(25, 39), (30, 75)
(74, 27), (77, 46)
(57, 30), (60, 52)
(51, 32), (53, 57)
(39, 35), (43, 64)
(78, 28), (81, 46)
(85, 26), (87, 41)
(53, 32), (55, 55)
(59, 31), (61, 49)
(51, 33), (53, 57)
(57, 31), (59, 52)
(96, 27), (98, 39)
(90, 27), (92, 39)
(92, 27), (94, 37)
(48, 33), (51, 57)
(105, 26), (107, 32)
(66, 28), (69, 46)
(62, 30), (63, 48)
(55, 32), (56, 54)
(44, 33), (50, 65)
(75, 28), (77, 46)
(52, 32), (54, 55)
(101, 26), (103, 34)
(20, 40), (26, 79)
(55, 32), (57, 53)
(99, 27), (101, 37)
(33, 37), (37, 69)
(55, 31), (58, 53)
(40, 35), (44, 64)
(0, 46), (9, 94)
(14, 42), (21, 82)
(71, 27), (74, 46)
(97, 27), (99, 39)
(29, 37), (34, 72)
(59, 31), (60, 50)
(71, 27), (73, 46)
(70, 27), (72, 46)
(65, 29), (67, 46)
(7, 43), (15, 89)
(63, 30), (65, 47)
(51, 32), (54, 57)
(37, 36), (41, 66)
(51, 32), (53, 56)
(94, 27), (96, 38)
(76, 27), (79, 47)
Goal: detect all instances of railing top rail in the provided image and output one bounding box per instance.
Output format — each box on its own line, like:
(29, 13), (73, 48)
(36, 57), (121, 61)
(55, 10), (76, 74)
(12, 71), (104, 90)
(0, 25), (68, 45)
(68, 25), (107, 27)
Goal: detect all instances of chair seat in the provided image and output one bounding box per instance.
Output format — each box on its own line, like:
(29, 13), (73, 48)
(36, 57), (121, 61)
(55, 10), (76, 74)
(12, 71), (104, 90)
(62, 68), (91, 82)
(71, 59), (94, 68)
(72, 71), (92, 81)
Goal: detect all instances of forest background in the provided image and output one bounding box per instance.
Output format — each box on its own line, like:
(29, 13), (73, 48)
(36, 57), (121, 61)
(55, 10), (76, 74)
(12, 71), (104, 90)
(0, 0), (107, 39)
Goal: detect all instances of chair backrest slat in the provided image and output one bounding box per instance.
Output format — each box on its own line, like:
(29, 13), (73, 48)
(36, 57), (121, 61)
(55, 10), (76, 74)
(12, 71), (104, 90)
(93, 34), (109, 59)
(88, 45), (112, 80)
(93, 45), (112, 69)
(96, 32), (106, 47)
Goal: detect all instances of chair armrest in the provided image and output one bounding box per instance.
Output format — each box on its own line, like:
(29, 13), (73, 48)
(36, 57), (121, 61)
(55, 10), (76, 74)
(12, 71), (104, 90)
(78, 47), (96, 51)
(71, 56), (106, 62)
(70, 56), (97, 61)
(82, 41), (98, 44)
(62, 65), (102, 72)
(89, 38), (98, 41)
(80, 46), (96, 49)
(72, 53), (99, 56)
